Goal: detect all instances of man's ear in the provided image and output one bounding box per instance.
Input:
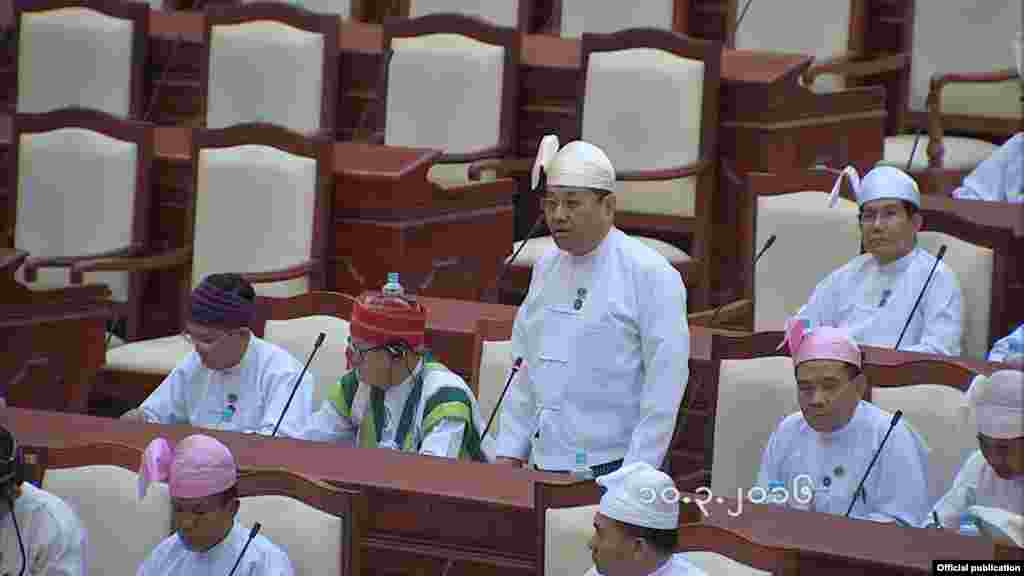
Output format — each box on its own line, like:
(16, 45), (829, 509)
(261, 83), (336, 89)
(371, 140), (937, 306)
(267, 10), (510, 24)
(227, 497), (240, 519)
(603, 192), (617, 218)
(911, 212), (923, 233)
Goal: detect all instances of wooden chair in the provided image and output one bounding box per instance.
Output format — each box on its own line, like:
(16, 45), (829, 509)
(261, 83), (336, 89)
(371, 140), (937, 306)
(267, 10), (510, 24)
(235, 468), (366, 576)
(865, 358), (980, 508)
(677, 523), (799, 575)
(39, 442), (173, 576)
(9, 108), (153, 341)
(14, 0), (147, 117)
(75, 123), (330, 404)
(478, 28), (721, 309)
(380, 13), (519, 188)
(202, 2), (339, 135)
(407, 0), (533, 31)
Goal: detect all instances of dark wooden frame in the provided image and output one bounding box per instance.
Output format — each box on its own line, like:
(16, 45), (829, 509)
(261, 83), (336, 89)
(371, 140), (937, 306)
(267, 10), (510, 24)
(13, 0), (148, 118)
(862, 357), (976, 400)
(381, 12), (521, 164)
(574, 27), (721, 309)
(236, 468), (367, 576)
(10, 108), (153, 340)
(201, 2), (340, 136)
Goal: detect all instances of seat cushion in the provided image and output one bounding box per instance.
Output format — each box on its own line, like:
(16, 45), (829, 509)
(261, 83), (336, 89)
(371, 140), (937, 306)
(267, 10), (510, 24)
(509, 235), (690, 269)
(477, 339), (513, 440)
(264, 315), (350, 406)
(545, 504), (597, 576)
(237, 494), (343, 576)
(883, 135), (998, 172)
(104, 334), (191, 376)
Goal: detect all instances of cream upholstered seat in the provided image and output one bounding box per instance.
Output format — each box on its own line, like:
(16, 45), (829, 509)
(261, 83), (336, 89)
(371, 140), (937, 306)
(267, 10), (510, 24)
(16, 1), (144, 117)
(753, 192), (861, 332)
(476, 336), (513, 440)
(881, 135), (998, 172)
(409, 0), (521, 28)
(205, 6), (335, 134)
(872, 384), (978, 507)
(384, 21), (511, 189)
(104, 333), (192, 376)
(559, 0), (674, 37)
(711, 357), (799, 499)
(237, 494), (344, 575)
(43, 465), (172, 575)
(917, 232), (992, 360)
(544, 504), (598, 576)
(264, 315), (350, 406)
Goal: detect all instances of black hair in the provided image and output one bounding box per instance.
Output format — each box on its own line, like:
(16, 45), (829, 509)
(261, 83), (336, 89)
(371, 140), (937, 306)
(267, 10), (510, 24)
(619, 523), (678, 557)
(204, 273), (255, 303)
(901, 200), (919, 218)
(0, 427), (14, 462)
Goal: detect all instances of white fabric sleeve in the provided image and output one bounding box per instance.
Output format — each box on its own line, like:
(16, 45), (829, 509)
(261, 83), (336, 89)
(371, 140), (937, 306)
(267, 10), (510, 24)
(988, 324), (1024, 362)
(850, 422), (931, 527)
(27, 504), (87, 576)
(952, 134), (1022, 202)
(900, 265), (962, 356)
(932, 451), (983, 529)
(301, 399), (358, 444)
(796, 270), (839, 330)
(139, 362), (192, 425)
(419, 419), (467, 459)
(495, 305), (537, 460)
(624, 263), (688, 469)
(250, 368), (315, 439)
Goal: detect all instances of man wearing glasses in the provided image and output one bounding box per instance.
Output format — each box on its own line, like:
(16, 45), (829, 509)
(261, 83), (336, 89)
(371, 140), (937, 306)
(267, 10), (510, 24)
(302, 282), (490, 460)
(796, 166), (962, 356)
(122, 274), (314, 439)
(493, 135), (688, 475)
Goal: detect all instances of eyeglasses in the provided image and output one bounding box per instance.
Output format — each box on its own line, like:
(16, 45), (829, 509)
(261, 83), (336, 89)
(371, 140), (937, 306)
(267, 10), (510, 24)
(858, 207), (905, 225)
(182, 328), (235, 350)
(540, 192), (607, 214)
(172, 497), (228, 518)
(346, 337), (389, 366)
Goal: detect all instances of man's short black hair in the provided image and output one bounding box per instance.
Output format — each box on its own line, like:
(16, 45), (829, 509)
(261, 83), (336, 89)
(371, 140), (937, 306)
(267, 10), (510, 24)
(619, 522), (678, 557)
(204, 273), (255, 303)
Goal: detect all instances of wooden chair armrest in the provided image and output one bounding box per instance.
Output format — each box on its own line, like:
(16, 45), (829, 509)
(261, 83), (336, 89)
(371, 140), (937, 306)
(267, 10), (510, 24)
(932, 68), (1020, 92)
(70, 245), (193, 281)
(802, 52), (909, 84)
(618, 160), (711, 181)
(239, 261), (316, 285)
(686, 299), (753, 328)
(23, 244), (145, 283)
(0, 249), (28, 276)
(467, 157), (533, 181)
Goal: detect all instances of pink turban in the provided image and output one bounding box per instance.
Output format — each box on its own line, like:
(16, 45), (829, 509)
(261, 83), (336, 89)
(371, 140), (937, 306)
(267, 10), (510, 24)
(138, 435), (238, 500)
(783, 318), (862, 369)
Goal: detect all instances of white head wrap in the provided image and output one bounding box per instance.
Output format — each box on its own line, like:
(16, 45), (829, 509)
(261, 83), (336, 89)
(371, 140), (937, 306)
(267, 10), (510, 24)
(828, 165), (920, 209)
(531, 135), (615, 193)
(967, 370), (1024, 439)
(596, 462), (678, 531)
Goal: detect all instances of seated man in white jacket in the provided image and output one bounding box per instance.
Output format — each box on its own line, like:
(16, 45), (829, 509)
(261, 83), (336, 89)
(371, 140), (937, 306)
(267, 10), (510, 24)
(136, 434), (293, 575)
(757, 322), (931, 526)
(122, 273), (314, 438)
(0, 426), (86, 575)
(931, 370), (1024, 529)
(586, 462), (706, 576)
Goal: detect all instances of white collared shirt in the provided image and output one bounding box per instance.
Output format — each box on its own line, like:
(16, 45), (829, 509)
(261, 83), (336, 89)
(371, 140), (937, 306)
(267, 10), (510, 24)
(797, 247), (962, 356)
(0, 483), (86, 576)
(757, 401), (931, 527)
(584, 553), (708, 576)
(989, 324), (1023, 362)
(140, 334), (314, 439)
(932, 450), (1024, 528)
(496, 227), (689, 471)
(953, 133), (1024, 203)
(136, 522), (293, 576)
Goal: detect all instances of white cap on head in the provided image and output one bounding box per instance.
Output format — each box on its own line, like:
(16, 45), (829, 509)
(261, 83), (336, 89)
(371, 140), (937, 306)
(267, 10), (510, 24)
(967, 370), (1024, 439)
(596, 462), (678, 531)
(531, 134), (615, 193)
(827, 165), (920, 209)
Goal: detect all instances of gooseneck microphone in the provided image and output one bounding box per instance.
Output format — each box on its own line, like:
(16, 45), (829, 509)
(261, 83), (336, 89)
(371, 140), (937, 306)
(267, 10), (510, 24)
(905, 127), (925, 172)
(894, 245), (947, 350)
(226, 523), (262, 576)
(6, 493), (25, 576)
(270, 332), (326, 437)
(484, 166), (549, 302)
(845, 410), (902, 517)
(480, 357), (523, 443)
(706, 233), (777, 328)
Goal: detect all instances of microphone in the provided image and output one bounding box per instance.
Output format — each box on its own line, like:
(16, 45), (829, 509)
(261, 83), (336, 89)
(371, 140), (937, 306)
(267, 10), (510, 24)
(270, 332), (326, 437)
(734, 0), (756, 36)
(483, 166), (549, 302)
(904, 127), (925, 172)
(845, 410), (902, 517)
(706, 233), (777, 328)
(5, 493), (26, 576)
(226, 522), (262, 576)
(480, 357), (523, 443)
(894, 244), (946, 350)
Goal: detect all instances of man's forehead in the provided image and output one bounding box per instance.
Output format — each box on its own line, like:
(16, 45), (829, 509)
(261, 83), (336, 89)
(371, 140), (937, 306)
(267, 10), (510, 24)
(796, 359), (852, 379)
(861, 198), (905, 211)
(545, 186), (599, 198)
(185, 321), (224, 335)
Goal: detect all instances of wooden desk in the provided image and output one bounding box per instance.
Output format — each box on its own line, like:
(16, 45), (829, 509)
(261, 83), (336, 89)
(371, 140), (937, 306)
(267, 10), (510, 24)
(3, 406), (999, 576)
(0, 249), (112, 413)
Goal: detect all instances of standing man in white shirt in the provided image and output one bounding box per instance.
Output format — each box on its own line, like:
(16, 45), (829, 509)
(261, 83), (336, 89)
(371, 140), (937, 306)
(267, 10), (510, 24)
(122, 273), (314, 438)
(494, 135), (689, 475)
(0, 426), (87, 575)
(797, 166), (963, 356)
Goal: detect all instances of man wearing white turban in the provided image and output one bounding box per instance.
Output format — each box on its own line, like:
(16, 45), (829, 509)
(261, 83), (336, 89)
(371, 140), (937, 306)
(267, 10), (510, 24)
(796, 165), (963, 356)
(931, 370), (1024, 529)
(585, 463), (706, 576)
(494, 136), (688, 475)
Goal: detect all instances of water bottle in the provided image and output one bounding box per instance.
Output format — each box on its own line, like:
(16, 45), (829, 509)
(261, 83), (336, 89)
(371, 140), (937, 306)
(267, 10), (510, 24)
(958, 512), (980, 537)
(571, 448), (592, 480)
(382, 272), (404, 297)
(365, 272), (413, 309)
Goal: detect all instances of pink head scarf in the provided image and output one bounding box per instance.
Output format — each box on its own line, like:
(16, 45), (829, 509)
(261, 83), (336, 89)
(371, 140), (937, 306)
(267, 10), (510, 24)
(783, 318), (862, 369)
(138, 435), (238, 500)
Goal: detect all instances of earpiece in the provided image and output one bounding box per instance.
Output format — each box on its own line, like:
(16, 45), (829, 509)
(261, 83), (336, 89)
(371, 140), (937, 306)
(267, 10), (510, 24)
(0, 429), (24, 488)
(385, 343), (404, 359)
